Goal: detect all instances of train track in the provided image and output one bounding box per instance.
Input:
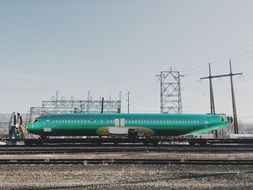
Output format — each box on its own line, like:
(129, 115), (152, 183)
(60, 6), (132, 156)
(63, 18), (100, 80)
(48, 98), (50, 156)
(0, 145), (253, 154)
(0, 158), (252, 165)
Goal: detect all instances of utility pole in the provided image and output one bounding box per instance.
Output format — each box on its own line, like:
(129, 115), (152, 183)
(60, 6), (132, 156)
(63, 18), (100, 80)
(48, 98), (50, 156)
(200, 60), (243, 134)
(118, 91), (122, 113)
(156, 69), (183, 113)
(101, 97), (104, 113)
(55, 90), (59, 111)
(208, 64), (215, 114)
(127, 91), (130, 113)
(229, 60), (240, 134)
(201, 63), (218, 137)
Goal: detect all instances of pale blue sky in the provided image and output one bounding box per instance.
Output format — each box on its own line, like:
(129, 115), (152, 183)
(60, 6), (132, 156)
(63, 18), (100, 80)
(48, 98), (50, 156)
(1, 0), (253, 122)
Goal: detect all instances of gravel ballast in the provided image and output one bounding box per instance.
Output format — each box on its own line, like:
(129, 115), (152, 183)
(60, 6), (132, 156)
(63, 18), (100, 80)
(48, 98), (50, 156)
(0, 164), (252, 190)
(0, 151), (252, 189)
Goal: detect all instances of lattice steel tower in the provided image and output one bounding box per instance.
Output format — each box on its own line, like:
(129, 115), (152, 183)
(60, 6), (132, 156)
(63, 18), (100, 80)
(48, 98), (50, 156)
(157, 69), (183, 113)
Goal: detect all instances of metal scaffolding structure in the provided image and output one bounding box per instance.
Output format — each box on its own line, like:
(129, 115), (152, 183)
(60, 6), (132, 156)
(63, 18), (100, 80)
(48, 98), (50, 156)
(157, 69), (183, 114)
(29, 98), (121, 121)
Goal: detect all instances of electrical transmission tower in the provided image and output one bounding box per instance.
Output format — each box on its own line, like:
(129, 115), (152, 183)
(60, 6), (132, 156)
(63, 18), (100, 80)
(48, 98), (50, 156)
(156, 69), (183, 114)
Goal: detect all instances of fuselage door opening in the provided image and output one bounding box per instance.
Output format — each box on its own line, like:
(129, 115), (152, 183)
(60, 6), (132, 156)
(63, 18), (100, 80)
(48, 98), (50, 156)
(120, 119), (125, 127)
(114, 118), (125, 127)
(114, 119), (120, 126)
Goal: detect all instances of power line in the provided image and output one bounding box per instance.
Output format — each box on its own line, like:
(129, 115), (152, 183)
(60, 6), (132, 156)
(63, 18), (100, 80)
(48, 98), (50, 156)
(178, 43), (253, 72)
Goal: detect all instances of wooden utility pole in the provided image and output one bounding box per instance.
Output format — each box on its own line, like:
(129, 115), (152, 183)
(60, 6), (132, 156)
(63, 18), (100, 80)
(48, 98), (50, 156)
(229, 60), (240, 134)
(200, 60), (242, 134)
(127, 91), (130, 113)
(201, 63), (218, 137)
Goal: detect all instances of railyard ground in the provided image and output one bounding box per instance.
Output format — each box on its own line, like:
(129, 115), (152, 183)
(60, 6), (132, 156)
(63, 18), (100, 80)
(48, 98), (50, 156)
(0, 152), (252, 190)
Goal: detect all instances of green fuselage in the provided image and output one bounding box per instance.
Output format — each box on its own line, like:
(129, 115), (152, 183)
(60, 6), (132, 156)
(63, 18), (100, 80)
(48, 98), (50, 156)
(27, 113), (231, 137)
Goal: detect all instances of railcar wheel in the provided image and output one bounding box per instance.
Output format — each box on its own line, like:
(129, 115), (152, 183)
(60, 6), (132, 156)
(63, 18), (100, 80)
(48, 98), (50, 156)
(153, 140), (159, 146)
(199, 141), (207, 146)
(188, 141), (196, 146)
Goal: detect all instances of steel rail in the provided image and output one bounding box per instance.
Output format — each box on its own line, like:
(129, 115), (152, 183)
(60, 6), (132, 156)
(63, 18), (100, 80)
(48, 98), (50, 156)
(0, 158), (253, 165)
(1, 145), (253, 154)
